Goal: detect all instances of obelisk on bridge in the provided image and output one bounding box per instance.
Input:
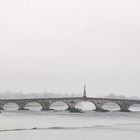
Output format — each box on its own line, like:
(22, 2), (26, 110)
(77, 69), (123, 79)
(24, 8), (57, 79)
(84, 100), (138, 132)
(83, 84), (87, 98)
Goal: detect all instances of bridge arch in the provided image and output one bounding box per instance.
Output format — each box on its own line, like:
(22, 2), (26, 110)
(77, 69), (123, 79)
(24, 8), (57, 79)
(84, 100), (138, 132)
(24, 102), (43, 111)
(50, 101), (69, 110)
(75, 101), (96, 111)
(102, 101), (121, 111)
(129, 103), (140, 112)
(3, 102), (19, 111)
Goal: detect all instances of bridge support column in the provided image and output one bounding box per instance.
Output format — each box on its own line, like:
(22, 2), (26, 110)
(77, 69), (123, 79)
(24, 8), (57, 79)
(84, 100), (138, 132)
(120, 104), (130, 112)
(0, 104), (4, 110)
(41, 103), (50, 111)
(95, 104), (104, 111)
(68, 104), (76, 110)
(18, 103), (26, 110)
(94, 101), (107, 112)
(67, 102), (78, 112)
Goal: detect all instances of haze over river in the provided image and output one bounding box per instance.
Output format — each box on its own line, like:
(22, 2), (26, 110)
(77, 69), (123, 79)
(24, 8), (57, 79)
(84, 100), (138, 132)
(0, 104), (140, 140)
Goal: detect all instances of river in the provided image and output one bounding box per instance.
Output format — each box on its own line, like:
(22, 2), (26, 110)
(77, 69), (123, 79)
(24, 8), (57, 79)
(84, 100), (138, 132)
(0, 108), (140, 140)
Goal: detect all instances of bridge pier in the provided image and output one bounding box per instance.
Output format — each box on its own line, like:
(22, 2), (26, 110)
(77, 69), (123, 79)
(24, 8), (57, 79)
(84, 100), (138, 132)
(18, 103), (27, 110)
(94, 101), (107, 112)
(67, 103), (76, 110)
(0, 103), (4, 110)
(67, 101), (82, 112)
(41, 103), (50, 110)
(0, 106), (4, 110)
(120, 104), (130, 112)
(95, 106), (106, 112)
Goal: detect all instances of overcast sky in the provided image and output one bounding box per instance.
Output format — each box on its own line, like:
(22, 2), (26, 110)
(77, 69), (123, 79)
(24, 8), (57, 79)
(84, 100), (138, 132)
(0, 0), (140, 97)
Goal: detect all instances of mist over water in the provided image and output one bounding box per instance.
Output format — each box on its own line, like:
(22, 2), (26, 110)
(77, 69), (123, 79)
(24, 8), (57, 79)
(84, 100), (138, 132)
(0, 105), (140, 140)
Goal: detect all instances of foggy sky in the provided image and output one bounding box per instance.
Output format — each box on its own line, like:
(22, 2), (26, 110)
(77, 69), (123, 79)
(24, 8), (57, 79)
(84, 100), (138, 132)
(0, 0), (140, 97)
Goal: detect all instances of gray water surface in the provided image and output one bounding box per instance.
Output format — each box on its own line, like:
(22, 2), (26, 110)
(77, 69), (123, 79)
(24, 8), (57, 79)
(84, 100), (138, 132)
(0, 110), (140, 140)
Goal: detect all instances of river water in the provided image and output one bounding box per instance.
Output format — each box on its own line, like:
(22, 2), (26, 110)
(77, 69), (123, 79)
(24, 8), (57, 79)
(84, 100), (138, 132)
(0, 108), (140, 140)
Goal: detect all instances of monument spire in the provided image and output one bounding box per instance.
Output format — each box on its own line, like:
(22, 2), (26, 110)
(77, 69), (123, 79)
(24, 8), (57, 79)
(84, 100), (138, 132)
(83, 84), (87, 98)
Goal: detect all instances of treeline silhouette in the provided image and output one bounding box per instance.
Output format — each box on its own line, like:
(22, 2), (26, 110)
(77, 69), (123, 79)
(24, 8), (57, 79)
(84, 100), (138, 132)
(0, 91), (82, 99)
(0, 91), (139, 99)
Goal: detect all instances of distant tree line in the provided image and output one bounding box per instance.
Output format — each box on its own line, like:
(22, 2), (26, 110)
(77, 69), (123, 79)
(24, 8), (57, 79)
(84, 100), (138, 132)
(104, 93), (139, 99)
(0, 91), (139, 99)
(0, 91), (82, 99)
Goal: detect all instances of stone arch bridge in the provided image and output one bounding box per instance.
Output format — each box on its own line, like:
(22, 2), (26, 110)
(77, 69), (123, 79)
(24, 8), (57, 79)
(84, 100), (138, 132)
(0, 97), (140, 112)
